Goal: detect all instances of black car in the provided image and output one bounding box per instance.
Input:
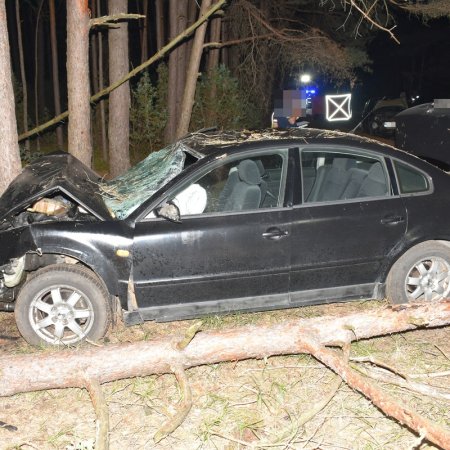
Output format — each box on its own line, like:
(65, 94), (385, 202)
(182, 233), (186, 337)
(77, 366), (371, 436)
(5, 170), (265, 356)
(0, 129), (449, 346)
(395, 101), (450, 170)
(361, 98), (407, 136)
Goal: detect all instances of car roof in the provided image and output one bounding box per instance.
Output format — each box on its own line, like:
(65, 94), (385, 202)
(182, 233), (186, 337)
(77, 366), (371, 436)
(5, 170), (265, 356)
(181, 128), (404, 160)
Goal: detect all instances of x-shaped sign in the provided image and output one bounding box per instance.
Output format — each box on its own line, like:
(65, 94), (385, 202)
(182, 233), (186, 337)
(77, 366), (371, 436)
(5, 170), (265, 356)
(326, 94), (352, 122)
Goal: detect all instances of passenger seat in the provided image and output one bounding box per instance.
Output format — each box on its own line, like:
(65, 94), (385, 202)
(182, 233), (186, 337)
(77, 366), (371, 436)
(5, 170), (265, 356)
(308, 157), (356, 202)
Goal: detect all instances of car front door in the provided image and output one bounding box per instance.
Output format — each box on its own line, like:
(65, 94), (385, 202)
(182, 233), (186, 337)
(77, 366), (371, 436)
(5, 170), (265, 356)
(289, 147), (407, 304)
(131, 149), (293, 319)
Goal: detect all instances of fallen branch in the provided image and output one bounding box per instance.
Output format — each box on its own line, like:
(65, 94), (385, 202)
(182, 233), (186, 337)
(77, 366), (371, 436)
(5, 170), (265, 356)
(89, 13), (145, 27)
(84, 377), (109, 450)
(351, 363), (450, 401)
(0, 301), (449, 448)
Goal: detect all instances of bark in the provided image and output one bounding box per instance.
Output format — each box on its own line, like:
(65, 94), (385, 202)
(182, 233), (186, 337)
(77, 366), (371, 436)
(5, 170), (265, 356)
(90, 0), (99, 94)
(108, 0), (130, 176)
(140, 0), (148, 63)
(1, 302), (450, 449)
(155, 0), (164, 51)
(15, 0), (29, 152)
(67, 0), (92, 167)
(0, 0), (21, 195)
(34, 0), (44, 152)
(176, 0), (212, 139)
(97, 0), (108, 162)
(175, 1), (188, 124)
(18, 0), (227, 142)
(207, 15), (222, 73)
(49, 0), (63, 150)
(165, 0), (180, 143)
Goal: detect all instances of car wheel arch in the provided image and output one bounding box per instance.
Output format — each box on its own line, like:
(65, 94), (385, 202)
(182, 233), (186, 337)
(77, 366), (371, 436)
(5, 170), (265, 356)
(24, 249), (119, 298)
(377, 238), (450, 285)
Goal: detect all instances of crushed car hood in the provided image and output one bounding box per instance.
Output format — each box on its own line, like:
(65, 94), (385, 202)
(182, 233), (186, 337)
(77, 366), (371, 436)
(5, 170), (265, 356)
(0, 152), (112, 224)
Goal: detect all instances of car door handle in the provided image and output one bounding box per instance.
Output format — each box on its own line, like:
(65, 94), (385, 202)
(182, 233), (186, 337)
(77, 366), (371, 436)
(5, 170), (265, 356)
(262, 227), (289, 240)
(381, 215), (405, 225)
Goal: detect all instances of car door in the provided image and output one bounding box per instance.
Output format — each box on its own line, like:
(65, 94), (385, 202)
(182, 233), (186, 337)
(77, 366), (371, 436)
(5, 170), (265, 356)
(289, 147), (407, 304)
(131, 148), (293, 319)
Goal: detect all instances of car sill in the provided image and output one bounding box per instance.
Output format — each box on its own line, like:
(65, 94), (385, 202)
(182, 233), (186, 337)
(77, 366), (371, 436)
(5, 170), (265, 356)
(123, 283), (377, 325)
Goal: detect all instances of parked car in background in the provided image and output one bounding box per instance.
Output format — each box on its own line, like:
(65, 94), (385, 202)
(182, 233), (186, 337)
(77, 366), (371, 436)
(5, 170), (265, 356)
(395, 100), (450, 170)
(361, 97), (408, 136)
(1, 129), (450, 346)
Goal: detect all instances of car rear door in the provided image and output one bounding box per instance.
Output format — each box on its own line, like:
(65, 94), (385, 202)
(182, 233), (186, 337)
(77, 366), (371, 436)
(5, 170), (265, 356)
(289, 147), (407, 304)
(131, 148), (293, 319)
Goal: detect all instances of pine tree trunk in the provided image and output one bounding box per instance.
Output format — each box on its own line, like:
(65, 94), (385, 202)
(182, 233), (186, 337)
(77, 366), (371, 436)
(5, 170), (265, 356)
(176, 0), (212, 139)
(15, 0), (29, 153)
(207, 15), (221, 73)
(108, 0), (130, 177)
(49, 0), (63, 150)
(175, 1), (188, 122)
(0, 0), (21, 194)
(97, 0), (108, 162)
(33, 0), (44, 152)
(67, 0), (92, 167)
(164, 0), (179, 143)
(155, 0), (164, 51)
(140, 0), (148, 63)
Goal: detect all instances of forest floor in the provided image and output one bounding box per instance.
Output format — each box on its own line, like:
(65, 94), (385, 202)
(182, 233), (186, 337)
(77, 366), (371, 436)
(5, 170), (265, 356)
(0, 300), (449, 450)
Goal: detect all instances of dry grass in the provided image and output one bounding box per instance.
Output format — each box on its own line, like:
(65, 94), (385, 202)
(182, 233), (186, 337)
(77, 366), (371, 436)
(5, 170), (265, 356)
(0, 301), (449, 450)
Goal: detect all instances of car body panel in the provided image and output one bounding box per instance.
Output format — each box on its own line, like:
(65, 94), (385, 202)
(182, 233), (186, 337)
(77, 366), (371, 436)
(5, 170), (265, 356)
(132, 208), (292, 309)
(0, 152), (111, 225)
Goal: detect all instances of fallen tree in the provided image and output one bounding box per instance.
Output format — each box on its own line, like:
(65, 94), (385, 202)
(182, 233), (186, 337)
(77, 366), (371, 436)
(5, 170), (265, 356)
(1, 301), (449, 449)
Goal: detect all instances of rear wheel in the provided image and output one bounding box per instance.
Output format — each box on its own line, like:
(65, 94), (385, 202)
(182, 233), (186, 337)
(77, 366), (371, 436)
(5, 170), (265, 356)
(386, 241), (450, 304)
(15, 264), (111, 346)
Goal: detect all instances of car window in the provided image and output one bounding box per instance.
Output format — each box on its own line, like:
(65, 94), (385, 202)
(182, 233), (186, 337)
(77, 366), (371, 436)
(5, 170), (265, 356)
(166, 153), (286, 216)
(394, 161), (429, 194)
(301, 150), (390, 203)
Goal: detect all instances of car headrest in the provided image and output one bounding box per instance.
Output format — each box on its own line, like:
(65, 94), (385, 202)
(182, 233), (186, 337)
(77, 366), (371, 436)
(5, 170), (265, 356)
(238, 160), (261, 185)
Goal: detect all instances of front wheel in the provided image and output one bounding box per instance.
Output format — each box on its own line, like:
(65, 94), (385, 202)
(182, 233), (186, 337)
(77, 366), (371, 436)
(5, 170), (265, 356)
(15, 264), (111, 346)
(386, 241), (450, 304)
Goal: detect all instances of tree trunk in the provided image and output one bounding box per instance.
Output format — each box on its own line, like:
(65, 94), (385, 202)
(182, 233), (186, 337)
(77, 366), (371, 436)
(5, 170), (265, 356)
(97, 0), (108, 162)
(0, 0), (21, 194)
(175, 1), (188, 123)
(164, 0), (179, 143)
(0, 303), (449, 448)
(155, 0), (164, 51)
(15, 0), (29, 153)
(207, 15), (221, 73)
(176, 0), (212, 139)
(67, 0), (92, 167)
(90, 0), (99, 95)
(33, 0), (44, 152)
(49, 0), (63, 150)
(140, 0), (148, 63)
(108, 0), (130, 176)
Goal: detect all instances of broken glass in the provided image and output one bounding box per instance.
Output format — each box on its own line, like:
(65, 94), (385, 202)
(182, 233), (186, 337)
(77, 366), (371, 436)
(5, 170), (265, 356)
(100, 142), (186, 219)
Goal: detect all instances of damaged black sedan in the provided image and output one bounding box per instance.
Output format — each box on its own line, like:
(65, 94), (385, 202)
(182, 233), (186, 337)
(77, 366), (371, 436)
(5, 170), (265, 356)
(1, 129), (450, 346)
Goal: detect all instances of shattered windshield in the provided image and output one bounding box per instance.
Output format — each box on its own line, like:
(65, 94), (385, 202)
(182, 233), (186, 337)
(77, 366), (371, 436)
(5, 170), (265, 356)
(99, 141), (188, 219)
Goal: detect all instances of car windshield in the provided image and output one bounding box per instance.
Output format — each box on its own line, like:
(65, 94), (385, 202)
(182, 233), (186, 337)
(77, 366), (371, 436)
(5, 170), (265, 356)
(99, 141), (192, 219)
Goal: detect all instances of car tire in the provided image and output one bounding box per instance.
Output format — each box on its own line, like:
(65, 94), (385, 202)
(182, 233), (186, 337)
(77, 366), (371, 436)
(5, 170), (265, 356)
(15, 263), (111, 346)
(386, 241), (450, 305)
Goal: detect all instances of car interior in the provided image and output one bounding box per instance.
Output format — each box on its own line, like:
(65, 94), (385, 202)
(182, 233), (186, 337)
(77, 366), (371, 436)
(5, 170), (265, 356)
(302, 152), (389, 203)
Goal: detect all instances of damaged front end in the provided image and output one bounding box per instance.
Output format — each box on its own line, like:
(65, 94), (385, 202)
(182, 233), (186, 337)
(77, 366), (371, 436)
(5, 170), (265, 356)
(0, 152), (113, 310)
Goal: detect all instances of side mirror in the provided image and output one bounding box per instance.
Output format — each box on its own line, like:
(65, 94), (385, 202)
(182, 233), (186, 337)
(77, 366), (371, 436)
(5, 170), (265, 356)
(155, 202), (181, 223)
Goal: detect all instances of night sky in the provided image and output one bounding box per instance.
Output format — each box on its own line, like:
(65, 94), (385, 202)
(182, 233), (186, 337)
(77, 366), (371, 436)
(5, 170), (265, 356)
(362, 14), (450, 104)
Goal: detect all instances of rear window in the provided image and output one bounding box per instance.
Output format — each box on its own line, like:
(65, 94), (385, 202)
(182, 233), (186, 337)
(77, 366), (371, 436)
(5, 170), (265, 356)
(394, 161), (429, 194)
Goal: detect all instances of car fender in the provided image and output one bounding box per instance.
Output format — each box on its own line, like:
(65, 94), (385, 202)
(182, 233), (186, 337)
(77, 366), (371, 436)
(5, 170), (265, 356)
(29, 222), (133, 299)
